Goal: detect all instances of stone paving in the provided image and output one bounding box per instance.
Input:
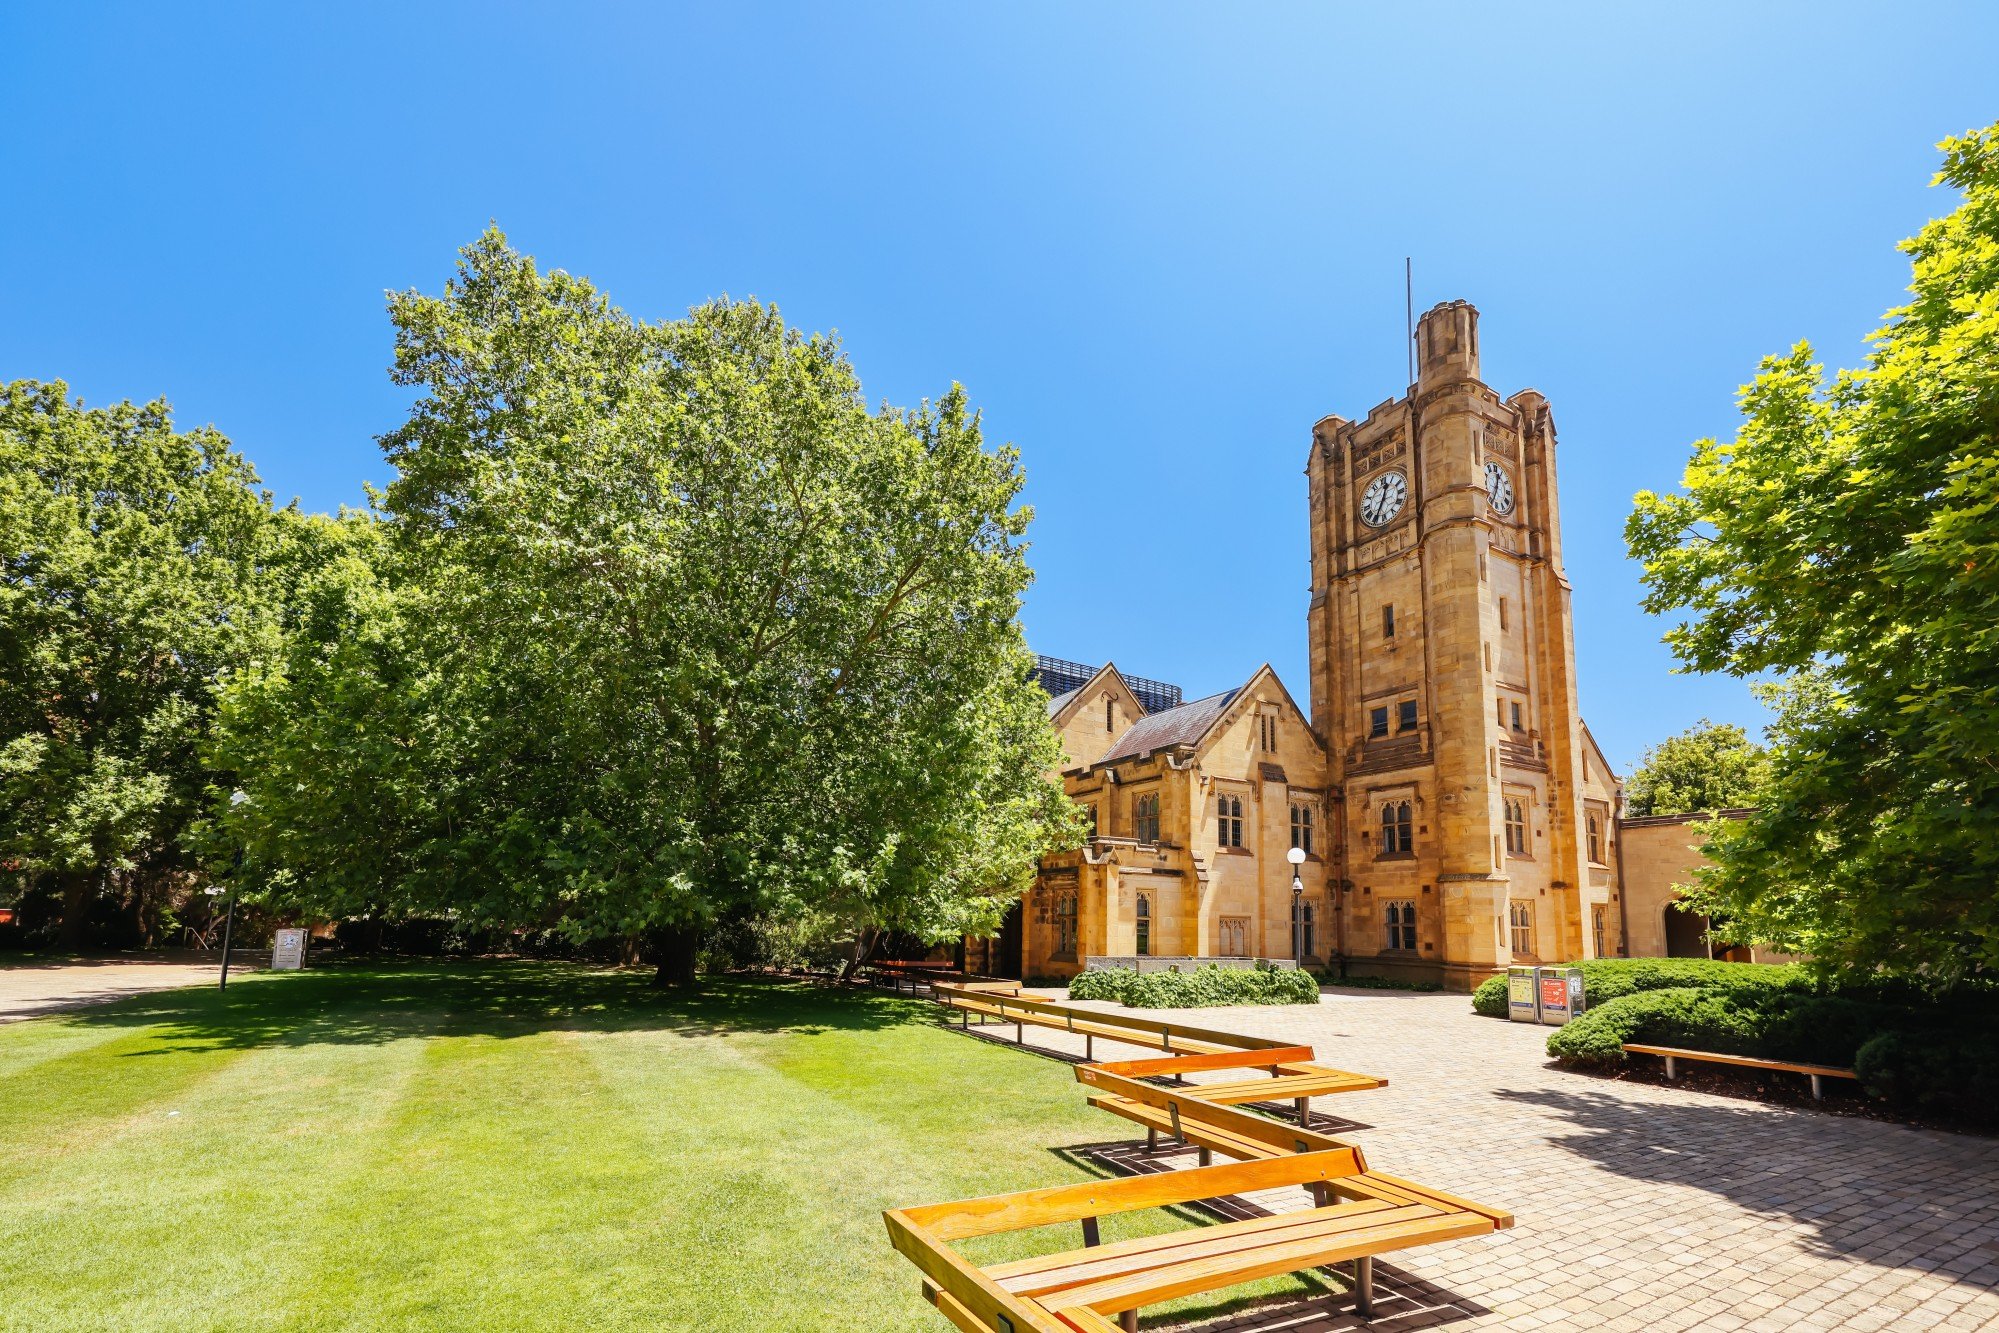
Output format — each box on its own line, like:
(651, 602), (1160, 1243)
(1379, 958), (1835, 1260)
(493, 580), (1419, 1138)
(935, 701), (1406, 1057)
(981, 985), (1999, 1332)
(0, 956), (250, 1022)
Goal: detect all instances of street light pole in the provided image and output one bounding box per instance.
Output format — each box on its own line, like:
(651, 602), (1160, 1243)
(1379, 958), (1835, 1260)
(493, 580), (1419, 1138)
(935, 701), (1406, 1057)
(207, 788), (250, 992)
(1286, 846), (1307, 968)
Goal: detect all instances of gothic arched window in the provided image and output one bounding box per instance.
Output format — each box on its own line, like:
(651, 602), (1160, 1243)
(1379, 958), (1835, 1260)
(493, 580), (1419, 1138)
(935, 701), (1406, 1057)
(1217, 793), (1244, 848)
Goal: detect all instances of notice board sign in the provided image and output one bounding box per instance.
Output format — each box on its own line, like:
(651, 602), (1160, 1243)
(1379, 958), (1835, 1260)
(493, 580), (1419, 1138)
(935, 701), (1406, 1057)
(1506, 967), (1538, 1022)
(272, 928), (308, 971)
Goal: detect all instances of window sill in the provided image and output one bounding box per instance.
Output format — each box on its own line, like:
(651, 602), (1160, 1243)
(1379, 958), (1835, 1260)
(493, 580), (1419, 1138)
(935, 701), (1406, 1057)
(1373, 851), (1417, 862)
(1214, 847), (1253, 857)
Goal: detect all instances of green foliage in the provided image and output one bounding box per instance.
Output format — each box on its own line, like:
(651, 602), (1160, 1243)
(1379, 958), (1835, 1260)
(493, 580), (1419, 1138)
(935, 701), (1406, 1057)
(1623, 720), (1769, 817)
(217, 230), (1082, 968)
(1547, 975), (1999, 1125)
(0, 381), (293, 944)
(1471, 957), (1804, 1018)
(1626, 124), (1999, 985)
(1068, 963), (1320, 1009)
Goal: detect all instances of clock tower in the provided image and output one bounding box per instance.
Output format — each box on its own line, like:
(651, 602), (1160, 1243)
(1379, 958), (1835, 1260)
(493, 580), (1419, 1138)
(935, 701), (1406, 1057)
(1306, 300), (1621, 990)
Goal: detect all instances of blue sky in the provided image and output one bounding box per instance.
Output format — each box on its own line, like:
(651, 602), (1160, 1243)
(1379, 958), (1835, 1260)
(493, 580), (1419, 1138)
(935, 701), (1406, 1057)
(4, 3), (1994, 772)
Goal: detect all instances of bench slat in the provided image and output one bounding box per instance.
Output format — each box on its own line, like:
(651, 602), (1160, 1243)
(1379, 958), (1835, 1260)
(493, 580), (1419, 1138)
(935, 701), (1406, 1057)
(1623, 1044), (1858, 1079)
(1048, 1211), (1494, 1315)
(997, 1202), (1429, 1298)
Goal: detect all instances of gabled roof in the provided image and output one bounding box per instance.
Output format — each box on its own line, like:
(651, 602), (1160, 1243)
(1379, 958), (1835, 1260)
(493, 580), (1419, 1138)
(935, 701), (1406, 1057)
(1045, 687), (1082, 719)
(1096, 687), (1239, 764)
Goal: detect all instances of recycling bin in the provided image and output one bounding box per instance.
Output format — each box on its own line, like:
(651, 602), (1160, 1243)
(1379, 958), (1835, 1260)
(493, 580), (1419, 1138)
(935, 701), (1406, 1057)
(1506, 966), (1539, 1023)
(1536, 965), (1585, 1026)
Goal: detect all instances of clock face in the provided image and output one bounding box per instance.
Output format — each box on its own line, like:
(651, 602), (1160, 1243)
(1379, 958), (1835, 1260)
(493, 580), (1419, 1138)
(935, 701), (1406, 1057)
(1484, 461), (1516, 515)
(1360, 470), (1407, 528)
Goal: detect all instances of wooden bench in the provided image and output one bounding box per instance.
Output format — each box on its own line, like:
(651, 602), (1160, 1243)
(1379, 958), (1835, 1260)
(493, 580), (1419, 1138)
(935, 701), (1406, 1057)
(934, 982), (1304, 1060)
(886, 1144), (1510, 1332)
(1623, 1043), (1860, 1100)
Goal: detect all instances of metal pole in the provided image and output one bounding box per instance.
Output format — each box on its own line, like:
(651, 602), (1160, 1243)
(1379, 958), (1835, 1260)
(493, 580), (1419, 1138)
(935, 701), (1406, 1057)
(1292, 875), (1304, 967)
(217, 893), (236, 991)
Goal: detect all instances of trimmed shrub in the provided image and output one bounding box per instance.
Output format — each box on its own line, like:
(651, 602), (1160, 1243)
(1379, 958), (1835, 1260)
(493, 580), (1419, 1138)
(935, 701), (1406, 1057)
(1473, 957), (1806, 1020)
(1066, 968), (1131, 1003)
(1323, 973), (1445, 993)
(1068, 963), (1320, 1009)
(1472, 975), (1508, 1018)
(1854, 1031), (1999, 1125)
(1545, 987), (1716, 1067)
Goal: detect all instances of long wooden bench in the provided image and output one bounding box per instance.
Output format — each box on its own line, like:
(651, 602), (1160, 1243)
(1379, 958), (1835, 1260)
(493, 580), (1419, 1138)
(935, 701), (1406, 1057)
(1623, 1043), (1860, 1100)
(886, 1145), (1510, 1332)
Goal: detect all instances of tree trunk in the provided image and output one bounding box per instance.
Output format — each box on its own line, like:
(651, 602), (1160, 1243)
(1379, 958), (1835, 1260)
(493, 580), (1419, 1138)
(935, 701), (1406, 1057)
(840, 926), (885, 981)
(58, 872), (92, 949)
(648, 924), (701, 987)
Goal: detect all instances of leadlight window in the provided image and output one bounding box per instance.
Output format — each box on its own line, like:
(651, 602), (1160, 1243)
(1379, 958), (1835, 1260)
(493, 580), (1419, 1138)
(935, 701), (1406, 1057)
(1054, 892), (1077, 957)
(1384, 899), (1417, 951)
(1290, 802), (1314, 855)
(1504, 799), (1527, 855)
(1135, 792), (1161, 844)
(1398, 699), (1418, 732)
(1378, 801), (1412, 855)
(1135, 892), (1153, 956)
(1383, 604), (1395, 638)
(1510, 701), (1524, 732)
(1217, 793), (1244, 848)
(1292, 901), (1316, 959)
(1587, 813), (1603, 864)
(1592, 903), (1608, 960)
(1369, 706), (1389, 738)
(1509, 900), (1535, 957)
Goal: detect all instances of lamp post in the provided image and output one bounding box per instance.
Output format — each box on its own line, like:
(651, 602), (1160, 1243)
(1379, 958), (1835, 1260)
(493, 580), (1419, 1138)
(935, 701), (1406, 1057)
(206, 790), (249, 991)
(1286, 845), (1307, 967)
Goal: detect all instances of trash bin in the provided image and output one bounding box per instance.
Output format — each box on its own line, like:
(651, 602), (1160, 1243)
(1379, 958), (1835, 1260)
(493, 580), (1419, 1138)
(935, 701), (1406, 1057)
(1536, 965), (1584, 1026)
(1506, 966), (1539, 1023)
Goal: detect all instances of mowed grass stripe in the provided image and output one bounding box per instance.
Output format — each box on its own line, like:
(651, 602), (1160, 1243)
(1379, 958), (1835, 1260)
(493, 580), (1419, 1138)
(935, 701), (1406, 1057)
(0, 966), (1332, 1332)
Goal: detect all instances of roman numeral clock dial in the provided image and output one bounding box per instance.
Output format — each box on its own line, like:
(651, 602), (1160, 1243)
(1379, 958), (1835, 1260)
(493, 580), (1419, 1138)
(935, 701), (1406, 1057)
(1360, 470), (1407, 528)
(1484, 461), (1516, 515)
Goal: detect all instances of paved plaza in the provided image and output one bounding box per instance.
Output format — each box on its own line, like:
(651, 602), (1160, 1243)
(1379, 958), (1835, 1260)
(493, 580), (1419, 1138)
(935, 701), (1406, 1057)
(997, 986), (1999, 1332)
(0, 956), (245, 1022)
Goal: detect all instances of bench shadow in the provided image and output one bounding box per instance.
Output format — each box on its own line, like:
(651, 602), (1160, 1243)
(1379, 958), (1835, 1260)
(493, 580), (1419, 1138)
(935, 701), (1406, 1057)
(1053, 1139), (1492, 1331)
(49, 965), (933, 1054)
(1495, 1083), (1999, 1280)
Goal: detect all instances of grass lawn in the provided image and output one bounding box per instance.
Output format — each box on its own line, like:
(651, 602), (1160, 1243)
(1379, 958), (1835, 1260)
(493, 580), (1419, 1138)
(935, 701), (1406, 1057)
(0, 963), (1332, 1331)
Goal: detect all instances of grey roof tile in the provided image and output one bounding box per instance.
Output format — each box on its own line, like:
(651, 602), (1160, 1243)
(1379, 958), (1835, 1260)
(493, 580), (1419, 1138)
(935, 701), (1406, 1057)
(1095, 686), (1239, 764)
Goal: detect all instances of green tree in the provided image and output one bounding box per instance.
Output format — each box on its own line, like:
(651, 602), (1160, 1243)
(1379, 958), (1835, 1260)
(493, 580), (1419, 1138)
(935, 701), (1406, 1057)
(1626, 124), (1999, 985)
(1622, 720), (1769, 817)
(0, 381), (286, 944)
(224, 231), (1080, 980)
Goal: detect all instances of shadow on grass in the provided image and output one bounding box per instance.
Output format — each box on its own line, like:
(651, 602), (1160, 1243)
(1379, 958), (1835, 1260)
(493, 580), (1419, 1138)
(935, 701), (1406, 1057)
(53, 963), (934, 1055)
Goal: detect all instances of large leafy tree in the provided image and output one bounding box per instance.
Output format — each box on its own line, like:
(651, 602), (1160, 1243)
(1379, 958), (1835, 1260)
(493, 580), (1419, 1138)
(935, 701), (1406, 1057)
(1623, 720), (1769, 817)
(0, 382), (287, 944)
(223, 231), (1078, 980)
(1626, 124), (1999, 985)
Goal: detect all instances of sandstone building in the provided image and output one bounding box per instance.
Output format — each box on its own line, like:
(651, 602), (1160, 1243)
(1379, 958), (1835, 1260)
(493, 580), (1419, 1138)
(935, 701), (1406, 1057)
(999, 300), (1711, 990)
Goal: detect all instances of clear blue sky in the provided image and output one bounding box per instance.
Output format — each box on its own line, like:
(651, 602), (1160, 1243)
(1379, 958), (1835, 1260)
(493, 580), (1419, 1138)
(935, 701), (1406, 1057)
(4, 4), (1994, 772)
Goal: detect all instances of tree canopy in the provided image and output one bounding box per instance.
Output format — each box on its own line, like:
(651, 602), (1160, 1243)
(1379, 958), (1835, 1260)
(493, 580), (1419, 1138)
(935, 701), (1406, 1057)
(1622, 720), (1769, 818)
(0, 381), (291, 944)
(216, 231), (1079, 978)
(1626, 123), (1999, 986)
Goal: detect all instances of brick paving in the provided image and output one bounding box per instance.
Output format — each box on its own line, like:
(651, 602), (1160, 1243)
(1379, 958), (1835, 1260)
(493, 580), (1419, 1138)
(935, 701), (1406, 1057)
(984, 985), (1999, 1332)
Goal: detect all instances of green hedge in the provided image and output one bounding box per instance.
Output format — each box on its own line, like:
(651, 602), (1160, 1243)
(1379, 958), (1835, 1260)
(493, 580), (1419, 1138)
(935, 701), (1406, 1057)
(1472, 957), (1807, 1018)
(1067, 963), (1321, 1009)
(1544, 982), (1999, 1127)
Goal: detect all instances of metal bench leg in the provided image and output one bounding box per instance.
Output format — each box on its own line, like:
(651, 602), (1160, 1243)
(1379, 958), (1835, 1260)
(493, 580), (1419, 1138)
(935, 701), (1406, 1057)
(1082, 1216), (1101, 1248)
(1015, 1021), (1024, 1045)
(1198, 1147), (1212, 1167)
(1085, 1033), (1094, 1062)
(1355, 1255), (1374, 1318)
(1121, 1311), (1138, 1333)
(1664, 1054), (1678, 1080)
(1810, 1073), (1823, 1100)
(1146, 1127), (1158, 1152)
(1296, 1096), (1312, 1130)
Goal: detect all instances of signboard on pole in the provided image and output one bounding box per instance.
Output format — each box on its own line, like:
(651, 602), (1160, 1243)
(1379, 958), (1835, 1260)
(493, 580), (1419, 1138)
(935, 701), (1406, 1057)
(272, 928), (308, 971)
